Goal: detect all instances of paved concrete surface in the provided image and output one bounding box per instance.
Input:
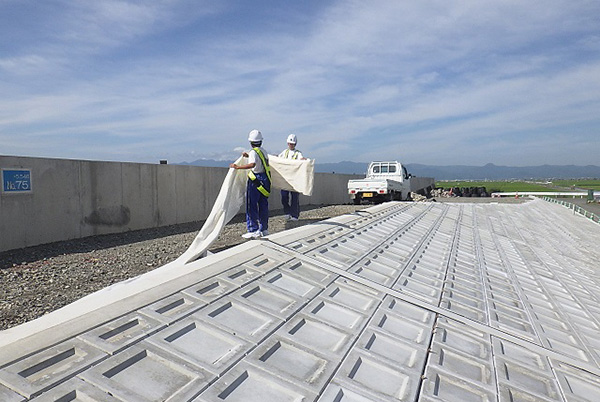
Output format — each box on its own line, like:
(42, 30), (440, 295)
(1, 198), (600, 401)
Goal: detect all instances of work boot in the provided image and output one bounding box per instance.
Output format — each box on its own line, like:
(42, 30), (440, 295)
(242, 231), (259, 239)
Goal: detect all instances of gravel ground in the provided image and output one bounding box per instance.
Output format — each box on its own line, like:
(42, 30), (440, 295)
(0, 204), (366, 331)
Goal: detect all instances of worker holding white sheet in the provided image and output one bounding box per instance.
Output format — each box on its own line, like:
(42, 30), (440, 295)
(229, 129), (271, 239)
(176, 134), (314, 263)
(278, 134), (306, 221)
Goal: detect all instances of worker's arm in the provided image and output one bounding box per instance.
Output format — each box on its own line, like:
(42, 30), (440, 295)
(230, 162), (256, 170)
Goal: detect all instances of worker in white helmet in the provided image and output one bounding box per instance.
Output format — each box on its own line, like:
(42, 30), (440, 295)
(278, 133), (306, 221)
(230, 129), (271, 238)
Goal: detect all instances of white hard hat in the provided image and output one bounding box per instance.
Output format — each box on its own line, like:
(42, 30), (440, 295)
(287, 134), (297, 144)
(248, 129), (263, 142)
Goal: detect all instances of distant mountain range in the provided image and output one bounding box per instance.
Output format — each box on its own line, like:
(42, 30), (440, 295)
(180, 159), (600, 180)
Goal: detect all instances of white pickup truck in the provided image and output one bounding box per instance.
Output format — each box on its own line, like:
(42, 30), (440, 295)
(347, 161), (435, 204)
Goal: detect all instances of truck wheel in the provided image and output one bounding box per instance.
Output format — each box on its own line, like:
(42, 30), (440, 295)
(353, 197), (361, 205)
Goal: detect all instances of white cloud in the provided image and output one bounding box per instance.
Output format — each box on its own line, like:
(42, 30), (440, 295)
(0, 0), (599, 165)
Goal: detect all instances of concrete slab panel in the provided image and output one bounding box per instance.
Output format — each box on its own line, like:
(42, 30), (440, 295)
(322, 281), (381, 314)
(78, 313), (165, 355)
(0, 383), (25, 402)
(181, 276), (238, 303)
(280, 259), (337, 287)
(139, 292), (206, 324)
(232, 282), (304, 317)
(554, 362), (600, 402)
(305, 298), (367, 331)
(0, 339), (107, 399)
(428, 344), (495, 389)
(420, 367), (496, 402)
(372, 310), (432, 346)
(264, 271), (323, 299)
(198, 299), (282, 342)
(196, 362), (316, 402)
(496, 357), (562, 401)
(247, 335), (333, 392)
(319, 381), (396, 402)
(358, 329), (428, 370)
(279, 314), (355, 357)
(80, 343), (210, 402)
(147, 318), (251, 374)
(383, 296), (436, 326)
(32, 377), (120, 401)
(337, 350), (419, 401)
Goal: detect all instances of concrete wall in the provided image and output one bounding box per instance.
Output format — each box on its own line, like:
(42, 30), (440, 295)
(0, 155), (359, 252)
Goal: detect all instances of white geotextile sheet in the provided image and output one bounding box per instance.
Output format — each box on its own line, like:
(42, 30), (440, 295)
(175, 155), (314, 264)
(269, 155), (314, 196)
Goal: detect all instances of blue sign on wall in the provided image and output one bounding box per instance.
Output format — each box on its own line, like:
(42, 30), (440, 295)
(2, 169), (32, 193)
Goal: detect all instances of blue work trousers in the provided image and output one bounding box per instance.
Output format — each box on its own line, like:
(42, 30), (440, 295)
(246, 173), (270, 233)
(281, 190), (300, 219)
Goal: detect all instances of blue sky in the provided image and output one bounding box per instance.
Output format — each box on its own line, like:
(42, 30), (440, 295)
(1, 0), (599, 166)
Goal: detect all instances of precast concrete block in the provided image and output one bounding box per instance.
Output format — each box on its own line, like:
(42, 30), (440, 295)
(231, 281), (304, 317)
(419, 366), (497, 402)
(246, 334), (334, 392)
(263, 270), (324, 300)
(304, 297), (368, 332)
(490, 312), (537, 342)
(311, 244), (361, 267)
(393, 277), (440, 305)
(371, 310), (432, 347)
(181, 276), (239, 303)
(139, 292), (206, 325)
(495, 357), (562, 401)
(440, 299), (487, 323)
(0, 383), (25, 402)
(79, 343), (210, 402)
(279, 259), (337, 288)
(427, 344), (495, 391)
(432, 320), (492, 361)
(146, 317), (251, 375)
(196, 361), (316, 402)
(196, 299), (283, 343)
(32, 377), (120, 401)
(321, 280), (381, 315)
(367, 249), (406, 268)
(498, 383), (563, 402)
(351, 264), (396, 287)
(319, 381), (397, 402)
(491, 299), (531, 322)
(0, 339), (107, 399)
(336, 350), (419, 401)
(405, 269), (444, 288)
(383, 296), (436, 326)
(545, 337), (591, 363)
(278, 227), (344, 253)
(221, 265), (263, 287)
(448, 280), (486, 300)
(553, 361), (600, 402)
(77, 312), (165, 355)
(357, 328), (427, 371)
(492, 338), (550, 371)
(278, 314), (355, 357)
(240, 254), (286, 274)
(442, 289), (486, 311)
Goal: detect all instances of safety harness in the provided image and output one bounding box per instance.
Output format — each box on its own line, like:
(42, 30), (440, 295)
(248, 147), (271, 197)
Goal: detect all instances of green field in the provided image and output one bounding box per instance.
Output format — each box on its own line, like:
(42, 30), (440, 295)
(435, 181), (556, 193)
(550, 179), (600, 190)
